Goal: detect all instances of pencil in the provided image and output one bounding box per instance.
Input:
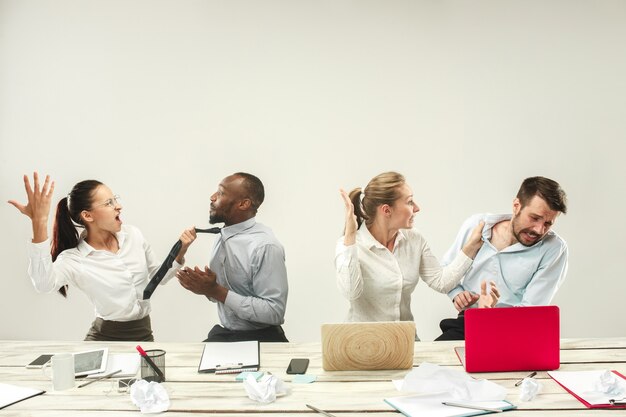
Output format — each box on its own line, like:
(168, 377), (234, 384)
(514, 371), (537, 387)
(78, 369), (122, 388)
(306, 403), (338, 417)
(442, 401), (503, 413)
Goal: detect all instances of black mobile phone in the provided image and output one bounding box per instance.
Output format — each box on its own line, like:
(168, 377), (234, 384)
(25, 354), (53, 369)
(286, 358), (309, 374)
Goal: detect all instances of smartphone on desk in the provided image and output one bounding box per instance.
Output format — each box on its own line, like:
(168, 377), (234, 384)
(26, 354), (53, 369)
(286, 358), (309, 374)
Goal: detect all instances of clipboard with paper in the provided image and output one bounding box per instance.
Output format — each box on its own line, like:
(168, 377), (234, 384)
(548, 370), (626, 408)
(198, 340), (260, 373)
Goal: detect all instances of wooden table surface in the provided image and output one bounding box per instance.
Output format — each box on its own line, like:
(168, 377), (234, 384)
(1, 338), (625, 416)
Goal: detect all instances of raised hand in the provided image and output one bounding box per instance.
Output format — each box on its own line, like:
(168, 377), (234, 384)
(478, 280), (500, 308)
(8, 172), (55, 243)
(340, 188), (358, 245)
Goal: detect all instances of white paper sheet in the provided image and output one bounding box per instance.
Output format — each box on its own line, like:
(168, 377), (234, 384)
(0, 383), (45, 410)
(199, 340), (259, 372)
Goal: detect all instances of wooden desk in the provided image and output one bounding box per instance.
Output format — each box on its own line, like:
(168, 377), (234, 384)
(1, 338), (625, 416)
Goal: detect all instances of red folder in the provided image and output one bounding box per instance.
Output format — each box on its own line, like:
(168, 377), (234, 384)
(549, 370), (626, 409)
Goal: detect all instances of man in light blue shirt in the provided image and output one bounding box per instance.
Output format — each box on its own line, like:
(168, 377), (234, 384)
(177, 173), (289, 342)
(435, 176), (568, 341)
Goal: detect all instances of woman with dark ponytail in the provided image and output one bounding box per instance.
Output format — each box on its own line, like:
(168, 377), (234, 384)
(9, 172), (196, 341)
(335, 172), (497, 339)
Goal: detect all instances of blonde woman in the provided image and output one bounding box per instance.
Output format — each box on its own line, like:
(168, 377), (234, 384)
(336, 172), (496, 337)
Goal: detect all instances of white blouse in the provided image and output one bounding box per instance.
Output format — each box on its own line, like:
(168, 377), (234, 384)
(335, 226), (472, 323)
(27, 224), (181, 321)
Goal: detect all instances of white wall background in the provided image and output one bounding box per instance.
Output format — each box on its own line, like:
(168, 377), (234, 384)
(1, 0), (625, 342)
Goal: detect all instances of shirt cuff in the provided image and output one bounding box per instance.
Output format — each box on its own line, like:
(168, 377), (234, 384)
(336, 243), (358, 268)
(27, 239), (51, 258)
(224, 290), (243, 310)
(448, 286), (464, 300)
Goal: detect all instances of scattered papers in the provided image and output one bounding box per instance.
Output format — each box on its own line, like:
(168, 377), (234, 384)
(394, 362), (507, 401)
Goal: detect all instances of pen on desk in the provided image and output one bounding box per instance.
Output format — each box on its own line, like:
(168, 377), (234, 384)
(77, 369), (122, 388)
(306, 403), (338, 417)
(514, 371), (537, 387)
(442, 401), (503, 413)
(136, 345), (165, 380)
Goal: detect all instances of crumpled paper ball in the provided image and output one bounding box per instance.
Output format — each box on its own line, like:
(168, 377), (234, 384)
(519, 377), (542, 401)
(595, 370), (626, 396)
(130, 379), (170, 413)
(243, 373), (289, 403)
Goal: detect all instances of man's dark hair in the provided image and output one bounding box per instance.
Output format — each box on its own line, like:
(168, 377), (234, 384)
(517, 176), (567, 214)
(233, 172), (265, 213)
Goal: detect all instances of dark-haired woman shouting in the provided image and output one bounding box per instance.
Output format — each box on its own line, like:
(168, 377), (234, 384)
(8, 172), (195, 341)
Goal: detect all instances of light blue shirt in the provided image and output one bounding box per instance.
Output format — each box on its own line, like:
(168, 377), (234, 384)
(444, 214), (568, 307)
(210, 217), (288, 331)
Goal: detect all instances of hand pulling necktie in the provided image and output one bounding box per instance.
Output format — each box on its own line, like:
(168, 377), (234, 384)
(142, 227), (221, 300)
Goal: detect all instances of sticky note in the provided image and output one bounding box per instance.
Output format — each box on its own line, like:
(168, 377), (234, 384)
(235, 371), (264, 381)
(292, 374), (317, 384)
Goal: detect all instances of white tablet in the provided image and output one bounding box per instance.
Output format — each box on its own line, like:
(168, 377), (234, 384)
(73, 348), (108, 377)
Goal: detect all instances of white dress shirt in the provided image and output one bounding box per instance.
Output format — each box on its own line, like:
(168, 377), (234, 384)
(27, 224), (181, 321)
(444, 213), (568, 307)
(335, 225), (473, 323)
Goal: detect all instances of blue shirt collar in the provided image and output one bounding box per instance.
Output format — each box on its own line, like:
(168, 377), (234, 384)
(221, 217), (256, 241)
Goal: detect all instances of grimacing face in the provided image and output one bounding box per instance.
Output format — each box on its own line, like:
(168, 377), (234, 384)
(511, 195), (559, 247)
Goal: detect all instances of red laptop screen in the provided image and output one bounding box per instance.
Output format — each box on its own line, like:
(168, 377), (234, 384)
(462, 305), (560, 373)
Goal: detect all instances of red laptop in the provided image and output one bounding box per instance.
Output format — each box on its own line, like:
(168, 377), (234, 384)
(454, 306), (560, 373)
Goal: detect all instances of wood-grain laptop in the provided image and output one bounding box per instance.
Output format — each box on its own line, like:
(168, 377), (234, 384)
(455, 306), (560, 372)
(321, 321), (415, 371)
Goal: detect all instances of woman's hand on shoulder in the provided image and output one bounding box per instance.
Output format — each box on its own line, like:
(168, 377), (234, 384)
(8, 172), (54, 224)
(340, 188), (357, 245)
(461, 220), (485, 259)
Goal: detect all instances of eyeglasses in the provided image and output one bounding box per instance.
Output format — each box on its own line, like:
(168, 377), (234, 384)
(91, 195), (121, 210)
